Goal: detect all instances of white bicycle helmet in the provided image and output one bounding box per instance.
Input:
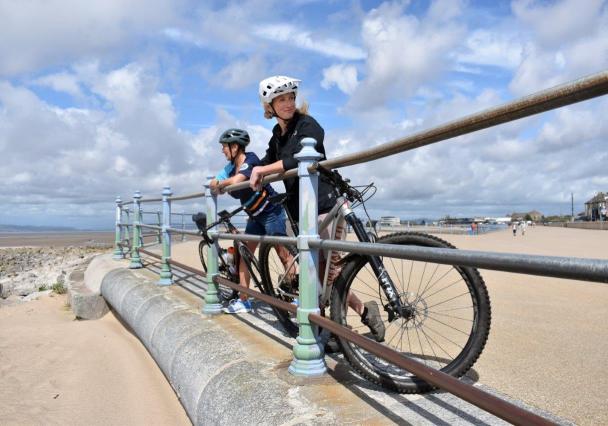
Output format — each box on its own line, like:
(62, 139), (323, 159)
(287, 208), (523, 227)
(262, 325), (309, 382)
(258, 75), (301, 104)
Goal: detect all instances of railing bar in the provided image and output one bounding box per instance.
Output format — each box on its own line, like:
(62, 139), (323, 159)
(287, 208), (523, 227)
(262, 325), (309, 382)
(221, 71), (608, 194)
(139, 248), (161, 259)
(166, 227), (201, 237)
(140, 224), (162, 231)
(310, 239), (608, 283)
(139, 250), (298, 314)
(309, 314), (555, 426)
(216, 232), (297, 245)
(168, 192), (205, 202)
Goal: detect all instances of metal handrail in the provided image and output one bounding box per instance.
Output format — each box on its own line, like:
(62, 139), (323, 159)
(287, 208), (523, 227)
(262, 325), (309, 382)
(310, 239), (608, 283)
(168, 192), (205, 202)
(220, 70), (608, 193)
(140, 224), (162, 231)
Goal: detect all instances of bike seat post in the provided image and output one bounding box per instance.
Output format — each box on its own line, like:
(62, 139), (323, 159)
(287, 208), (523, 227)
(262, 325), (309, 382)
(202, 176), (223, 314)
(289, 138), (327, 377)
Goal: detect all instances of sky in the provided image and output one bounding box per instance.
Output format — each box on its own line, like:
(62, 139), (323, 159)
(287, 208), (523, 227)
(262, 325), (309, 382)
(1, 0), (607, 230)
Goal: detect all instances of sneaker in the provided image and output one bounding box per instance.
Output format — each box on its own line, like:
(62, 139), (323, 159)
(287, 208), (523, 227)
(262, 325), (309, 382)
(223, 298), (252, 314)
(361, 301), (386, 342)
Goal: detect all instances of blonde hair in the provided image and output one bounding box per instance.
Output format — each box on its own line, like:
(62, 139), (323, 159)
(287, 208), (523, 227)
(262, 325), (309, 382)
(263, 101), (309, 119)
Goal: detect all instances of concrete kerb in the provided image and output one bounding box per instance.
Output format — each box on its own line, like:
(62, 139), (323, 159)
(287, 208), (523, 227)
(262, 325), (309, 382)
(68, 253), (125, 319)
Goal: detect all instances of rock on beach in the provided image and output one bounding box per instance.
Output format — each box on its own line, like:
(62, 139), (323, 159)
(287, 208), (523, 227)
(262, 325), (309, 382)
(0, 245), (110, 304)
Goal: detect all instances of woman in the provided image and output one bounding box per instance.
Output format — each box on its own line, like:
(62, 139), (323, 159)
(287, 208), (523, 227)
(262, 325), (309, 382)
(249, 76), (384, 343)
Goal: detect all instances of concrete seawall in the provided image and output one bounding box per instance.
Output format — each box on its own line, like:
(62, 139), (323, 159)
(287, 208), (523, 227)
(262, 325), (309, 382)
(100, 268), (323, 425)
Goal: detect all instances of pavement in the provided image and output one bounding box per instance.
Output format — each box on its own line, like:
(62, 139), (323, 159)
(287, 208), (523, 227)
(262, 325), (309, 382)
(86, 246), (572, 426)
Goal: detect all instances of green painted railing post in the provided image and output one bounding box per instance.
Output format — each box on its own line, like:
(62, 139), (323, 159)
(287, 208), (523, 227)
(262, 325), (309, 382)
(156, 210), (162, 244)
(289, 138), (327, 377)
(157, 186), (173, 285)
(129, 190), (143, 269)
(203, 176), (222, 314)
(113, 196), (125, 259)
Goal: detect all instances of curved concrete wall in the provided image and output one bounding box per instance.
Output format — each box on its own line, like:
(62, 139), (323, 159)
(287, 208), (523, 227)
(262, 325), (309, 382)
(100, 269), (300, 425)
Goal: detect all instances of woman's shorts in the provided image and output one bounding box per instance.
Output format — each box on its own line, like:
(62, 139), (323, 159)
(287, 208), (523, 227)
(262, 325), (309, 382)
(245, 207), (287, 236)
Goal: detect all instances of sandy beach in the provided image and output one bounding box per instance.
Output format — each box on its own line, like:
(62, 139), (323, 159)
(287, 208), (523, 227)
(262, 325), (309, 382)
(0, 294), (190, 425)
(1, 226), (606, 425)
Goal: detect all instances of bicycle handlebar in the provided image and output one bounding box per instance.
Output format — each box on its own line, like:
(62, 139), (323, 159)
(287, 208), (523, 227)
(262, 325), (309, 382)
(314, 162), (360, 202)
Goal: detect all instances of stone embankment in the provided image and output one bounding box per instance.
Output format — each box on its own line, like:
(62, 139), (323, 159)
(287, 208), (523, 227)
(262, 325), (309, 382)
(0, 245), (111, 306)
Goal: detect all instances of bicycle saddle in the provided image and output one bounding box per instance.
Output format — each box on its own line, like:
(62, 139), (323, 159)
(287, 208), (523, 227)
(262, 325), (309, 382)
(191, 212), (207, 231)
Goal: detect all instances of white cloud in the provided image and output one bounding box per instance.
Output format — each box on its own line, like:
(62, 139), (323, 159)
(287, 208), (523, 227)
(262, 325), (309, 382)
(31, 72), (84, 97)
(456, 29), (523, 69)
(512, 0), (605, 48)
(0, 64), (215, 222)
(509, 0), (608, 95)
(0, 0), (184, 76)
(347, 1), (466, 109)
(253, 24), (366, 61)
(213, 55), (267, 90)
(321, 64), (359, 94)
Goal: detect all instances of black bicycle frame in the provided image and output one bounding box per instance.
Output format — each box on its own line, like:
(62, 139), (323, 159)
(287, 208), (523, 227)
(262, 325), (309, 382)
(341, 207), (405, 318)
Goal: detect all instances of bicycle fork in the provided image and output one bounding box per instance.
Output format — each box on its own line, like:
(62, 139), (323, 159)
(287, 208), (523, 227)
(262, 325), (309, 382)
(342, 207), (413, 322)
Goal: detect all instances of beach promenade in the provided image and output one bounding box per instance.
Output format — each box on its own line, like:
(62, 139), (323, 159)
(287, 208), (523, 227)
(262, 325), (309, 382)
(0, 226), (606, 425)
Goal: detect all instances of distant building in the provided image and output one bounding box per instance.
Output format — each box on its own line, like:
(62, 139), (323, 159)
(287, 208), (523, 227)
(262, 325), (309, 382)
(585, 192), (607, 221)
(378, 216), (400, 227)
(440, 217), (473, 225)
(510, 210), (543, 222)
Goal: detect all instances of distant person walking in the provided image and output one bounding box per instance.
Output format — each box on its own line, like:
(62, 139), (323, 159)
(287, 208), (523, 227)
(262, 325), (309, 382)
(512, 222), (517, 236)
(520, 221), (526, 236)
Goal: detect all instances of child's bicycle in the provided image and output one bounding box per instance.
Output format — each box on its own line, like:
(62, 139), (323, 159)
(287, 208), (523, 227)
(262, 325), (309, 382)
(192, 207), (259, 303)
(192, 201), (298, 318)
(259, 164), (492, 393)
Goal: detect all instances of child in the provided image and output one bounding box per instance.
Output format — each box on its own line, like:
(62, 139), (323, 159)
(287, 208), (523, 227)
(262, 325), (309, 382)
(210, 129), (292, 314)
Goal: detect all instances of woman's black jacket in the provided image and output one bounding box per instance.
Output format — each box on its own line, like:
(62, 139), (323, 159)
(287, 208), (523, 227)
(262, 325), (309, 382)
(261, 112), (336, 221)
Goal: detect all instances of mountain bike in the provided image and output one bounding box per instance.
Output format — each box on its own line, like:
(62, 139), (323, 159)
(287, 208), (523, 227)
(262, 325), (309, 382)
(259, 164), (491, 393)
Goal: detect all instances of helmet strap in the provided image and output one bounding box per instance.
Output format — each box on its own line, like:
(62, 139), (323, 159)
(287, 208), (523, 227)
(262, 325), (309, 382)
(229, 144), (246, 164)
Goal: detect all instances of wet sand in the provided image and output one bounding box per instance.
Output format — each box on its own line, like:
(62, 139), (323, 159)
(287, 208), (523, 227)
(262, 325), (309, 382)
(0, 231), (115, 248)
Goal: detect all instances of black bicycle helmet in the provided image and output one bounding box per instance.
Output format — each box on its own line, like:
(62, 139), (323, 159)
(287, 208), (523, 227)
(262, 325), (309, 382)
(219, 128), (250, 147)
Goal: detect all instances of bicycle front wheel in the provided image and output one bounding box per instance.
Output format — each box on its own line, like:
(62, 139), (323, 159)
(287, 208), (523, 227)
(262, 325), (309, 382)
(330, 232), (491, 393)
(259, 242), (299, 337)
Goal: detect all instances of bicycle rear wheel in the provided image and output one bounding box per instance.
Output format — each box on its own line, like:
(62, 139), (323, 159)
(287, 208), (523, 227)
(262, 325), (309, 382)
(198, 240), (238, 302)
(330, 232), (491, 393)
(259, 242), (299, 337)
